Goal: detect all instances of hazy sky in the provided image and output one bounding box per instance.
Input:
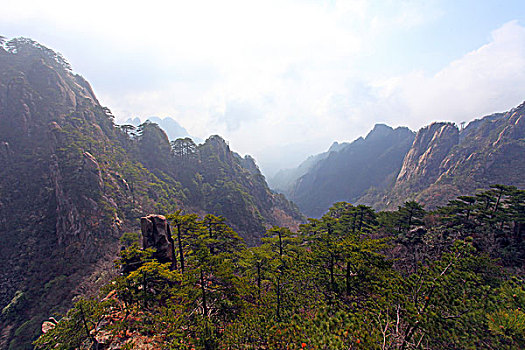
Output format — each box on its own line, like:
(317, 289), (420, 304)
(2, 0), (525, 176)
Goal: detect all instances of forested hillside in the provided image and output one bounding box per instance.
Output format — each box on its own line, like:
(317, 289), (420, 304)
(35, 186), (525, 349)
(0, 37), (302, 349)
(1, 35), (524, 350)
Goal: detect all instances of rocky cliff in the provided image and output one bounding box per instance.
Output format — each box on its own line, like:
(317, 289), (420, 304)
(362, 103), (525, 209)
(395, 122), (459, 188)
(274, 102), (525, 215)
(0, 38), (125, 349)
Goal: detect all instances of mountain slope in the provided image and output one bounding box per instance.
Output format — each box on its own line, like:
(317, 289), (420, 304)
(364, 104), (525, 209)
(269, 141), (348, 192)
(0, 37), (302, 349)
(274, 102), (525, 215)
(276, 124), (415, 217)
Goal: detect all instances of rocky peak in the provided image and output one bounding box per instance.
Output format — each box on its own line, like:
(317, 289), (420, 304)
(202, 135), (234, 164)
(136, 122), (172, 170)
(365, 123), (394, 141)
(239, 155), (260, 176)
(0, 39), (101, 143)
(396, 122), (459, 188)
(328, 141), (351, 153)
(27, 58), (77, 109)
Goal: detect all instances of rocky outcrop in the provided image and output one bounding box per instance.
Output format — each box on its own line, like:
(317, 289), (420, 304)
(0, 141), (11, 160)
(374, 103), (525, 209)
(41, 318), (58, 334)
(50, 153), (83, 245)
(0, 37), (300, 348)
(140, 215), (176, 266)
(82, 152), (104, 190)
(395, 122), (459, 190)
(0, 38), (124, 348)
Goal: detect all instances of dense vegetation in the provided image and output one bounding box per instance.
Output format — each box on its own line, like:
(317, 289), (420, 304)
(35, 185), (525, 349)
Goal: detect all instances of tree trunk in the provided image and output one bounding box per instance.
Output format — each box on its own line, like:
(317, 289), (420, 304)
(176, 223), (185, 274)
(276, 276), (281, 321)
(200, 269), (208, 317)
(330, 254), (336, 292)
(346, 260), (351, 295)
(257, 262), (261, 301)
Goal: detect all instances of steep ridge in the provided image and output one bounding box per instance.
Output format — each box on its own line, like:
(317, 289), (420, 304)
(276, 124), (415, 217)
(0, 37), (302, 348)
(274, 101), (525, 216)
(360, 103), (525, 209)
(0, 38), (127, 349)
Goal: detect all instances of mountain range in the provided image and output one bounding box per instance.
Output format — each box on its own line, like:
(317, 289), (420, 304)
(272, 106), (525, 217)
(0, 38), (302, 349)
(1, 36), (524, 349)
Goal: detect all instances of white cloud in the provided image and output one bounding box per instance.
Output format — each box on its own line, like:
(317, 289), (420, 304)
(376, 20), (525, 128)
(1, 2), (524, 177)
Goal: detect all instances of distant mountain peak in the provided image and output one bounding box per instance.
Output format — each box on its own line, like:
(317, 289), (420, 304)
(365, 123), (395, 141)
(121, 116), (201, 142)
(273, 124), (416, 217)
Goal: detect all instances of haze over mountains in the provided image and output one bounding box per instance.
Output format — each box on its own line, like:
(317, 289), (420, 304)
(0, 34), (524, 349)
(270, 124), (415, 217)
(272, 106), (525, 217)
(122, 116), (203, 144)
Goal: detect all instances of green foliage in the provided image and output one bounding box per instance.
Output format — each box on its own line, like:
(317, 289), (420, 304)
(487, 278), (525, 347)
(34, 298), (111, 350)
(119, 231), (140, 247)
(1, 39), (304, 350)
(33, 188), (525, 349)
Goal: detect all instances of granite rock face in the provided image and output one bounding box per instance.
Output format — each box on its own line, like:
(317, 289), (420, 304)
(0, 38), (122, 349)
(395, 122), (459, 189)
(140, 215), (176, 266)
(273, 103), (525, 214)
(370, 103), (525, 209)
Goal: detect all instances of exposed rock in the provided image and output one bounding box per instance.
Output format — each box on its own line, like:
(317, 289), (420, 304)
(140, 215), (176, 266)
(0, 37), (303, 348)
(82, 152), (104, 190)
(3, 74), (34, 138)
(203, 135), (234, 164)
(375, 104), (525, 209)
(41, 317), (58, 334)
(275, 124), (415, 217)
(50, 153), (83, 245)
(396, 122), (459, 188)
(27, 58), (77, 109)
(239, 155), (260, 176)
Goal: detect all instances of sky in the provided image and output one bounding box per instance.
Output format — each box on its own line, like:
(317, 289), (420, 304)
(2, 0), (525, 177)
